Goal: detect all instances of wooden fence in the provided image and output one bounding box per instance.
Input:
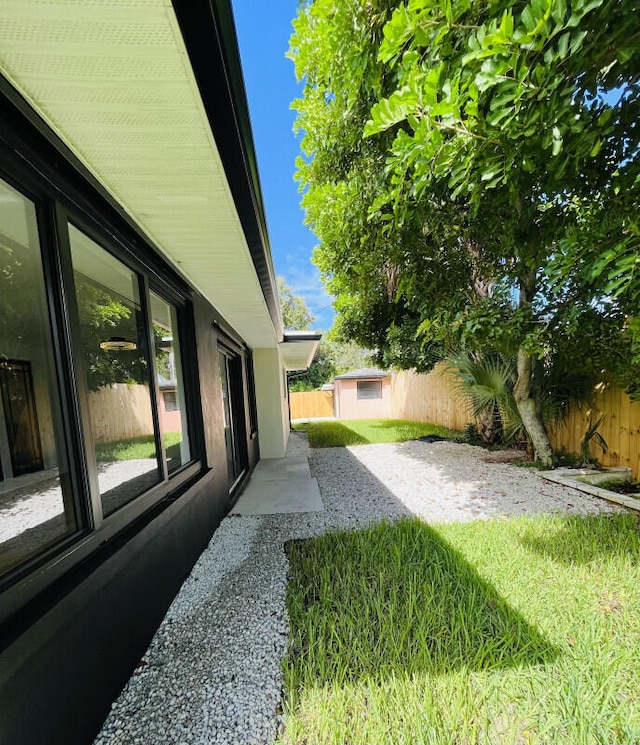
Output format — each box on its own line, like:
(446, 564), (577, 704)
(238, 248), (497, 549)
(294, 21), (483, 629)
(391, 367), (640, 479)
(87, 384), (153, 444)
(549, 379), (640, 479)
(390, 365), (470, 431)
(290, 390), (334, 420)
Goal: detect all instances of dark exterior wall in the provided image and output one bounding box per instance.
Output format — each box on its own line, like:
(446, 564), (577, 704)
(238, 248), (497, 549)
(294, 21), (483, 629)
(0, 17), (267, 741)
(0, 294), (253, 745)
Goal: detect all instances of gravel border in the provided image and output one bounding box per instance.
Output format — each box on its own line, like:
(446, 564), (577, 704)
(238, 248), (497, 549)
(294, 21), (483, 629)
(94, 435), (617, 745)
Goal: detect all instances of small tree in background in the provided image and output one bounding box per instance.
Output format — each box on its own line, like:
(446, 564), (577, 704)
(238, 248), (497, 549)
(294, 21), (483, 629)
(278, 276), (315, 331)
(277, 277), (373, 391)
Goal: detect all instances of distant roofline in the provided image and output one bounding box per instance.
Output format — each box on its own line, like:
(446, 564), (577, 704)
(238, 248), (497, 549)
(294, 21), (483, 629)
(333, 368), (389, 380)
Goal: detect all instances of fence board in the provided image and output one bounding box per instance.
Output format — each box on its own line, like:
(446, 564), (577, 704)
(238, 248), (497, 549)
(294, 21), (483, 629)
(290, 390), (334, 420)
(390, 365), (470, 432)
(87, 383), (154, 444)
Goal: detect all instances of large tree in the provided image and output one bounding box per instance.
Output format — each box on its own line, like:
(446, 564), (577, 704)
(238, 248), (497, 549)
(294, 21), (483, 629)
(290, 0), (639, 466)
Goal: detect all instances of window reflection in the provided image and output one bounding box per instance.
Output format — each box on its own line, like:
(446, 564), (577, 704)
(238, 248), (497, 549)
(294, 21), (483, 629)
(0, 180), (77, 577)
(69, 226), (161, 516)
(150, 292), (190, 474)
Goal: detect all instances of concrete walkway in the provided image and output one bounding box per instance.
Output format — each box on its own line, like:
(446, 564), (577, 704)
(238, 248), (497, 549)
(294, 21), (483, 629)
(230, 437), (323, 515)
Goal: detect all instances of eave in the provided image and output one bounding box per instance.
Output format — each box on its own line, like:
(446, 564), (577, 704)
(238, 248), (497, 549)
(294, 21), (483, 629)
(0, 0), (283, 349)
(280, 332), (322, 372)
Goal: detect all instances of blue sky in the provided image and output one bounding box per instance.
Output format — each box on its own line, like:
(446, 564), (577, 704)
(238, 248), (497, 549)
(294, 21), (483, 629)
(231, 1), (335, 331)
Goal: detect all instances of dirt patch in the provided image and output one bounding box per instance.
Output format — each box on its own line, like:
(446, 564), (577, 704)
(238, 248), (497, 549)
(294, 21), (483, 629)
(481, 450), (528, 464)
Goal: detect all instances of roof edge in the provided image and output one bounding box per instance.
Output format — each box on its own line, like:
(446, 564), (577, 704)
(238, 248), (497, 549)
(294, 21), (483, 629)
(333, 368), (389, 380)
(171, 0), (283, 340)
(283, 331), (323, 343)
(279, 332), (322, 372)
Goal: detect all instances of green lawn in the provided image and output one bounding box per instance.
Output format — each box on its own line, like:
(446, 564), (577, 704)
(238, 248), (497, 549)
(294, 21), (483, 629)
(280, 513), (640, 745)
(95, 431), (183, 462)
(293, 418), (464, 448)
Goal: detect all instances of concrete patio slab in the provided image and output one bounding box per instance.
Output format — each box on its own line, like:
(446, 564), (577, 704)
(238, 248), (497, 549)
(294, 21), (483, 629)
(230, 454), (324, 516)
(230, 477), (323, 514)
(252, 456), (311, 480)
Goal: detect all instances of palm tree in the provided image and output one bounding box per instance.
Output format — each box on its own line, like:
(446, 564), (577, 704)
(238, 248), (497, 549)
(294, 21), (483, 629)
(448, 350), (598, 457)
(446, 352), (521, 446)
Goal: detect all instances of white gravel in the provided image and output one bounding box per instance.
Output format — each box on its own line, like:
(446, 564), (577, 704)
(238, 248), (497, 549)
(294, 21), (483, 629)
(94, 435), (618, 745)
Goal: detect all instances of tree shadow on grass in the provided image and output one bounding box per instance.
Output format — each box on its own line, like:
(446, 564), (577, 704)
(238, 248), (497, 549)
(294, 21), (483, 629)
(284, 517), (558, 690)
(519, 512), (640, 566)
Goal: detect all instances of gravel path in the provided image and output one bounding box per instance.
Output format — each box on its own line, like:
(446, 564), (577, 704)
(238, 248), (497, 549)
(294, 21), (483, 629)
(94, 436), (617, 745)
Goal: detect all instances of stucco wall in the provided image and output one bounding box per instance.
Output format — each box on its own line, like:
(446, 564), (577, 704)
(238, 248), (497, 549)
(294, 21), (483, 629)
(334, 377), (391, 420)
(253, 347), (289, 458)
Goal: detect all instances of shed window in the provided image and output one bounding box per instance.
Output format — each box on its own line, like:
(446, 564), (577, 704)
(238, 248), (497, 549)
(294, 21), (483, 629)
(357, 380), (382, 399)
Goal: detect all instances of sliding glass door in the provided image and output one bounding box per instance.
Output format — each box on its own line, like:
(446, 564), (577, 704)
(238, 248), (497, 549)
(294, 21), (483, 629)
(218, 348), (247, 491)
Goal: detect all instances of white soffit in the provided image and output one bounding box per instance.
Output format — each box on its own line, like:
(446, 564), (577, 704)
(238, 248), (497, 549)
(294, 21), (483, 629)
(0, 0), (278, 348)
(279, 333), (321, 372)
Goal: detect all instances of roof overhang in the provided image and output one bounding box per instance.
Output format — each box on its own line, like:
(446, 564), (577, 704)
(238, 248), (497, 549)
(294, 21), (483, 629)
(280, 332), (322, 372)
(0, 0), (283, 349)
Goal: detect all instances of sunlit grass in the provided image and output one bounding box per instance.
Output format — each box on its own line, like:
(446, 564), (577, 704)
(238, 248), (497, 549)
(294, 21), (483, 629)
(95, 432), (183, 462)
(279, 514), (640, 745)
(293, 419), (464, 448)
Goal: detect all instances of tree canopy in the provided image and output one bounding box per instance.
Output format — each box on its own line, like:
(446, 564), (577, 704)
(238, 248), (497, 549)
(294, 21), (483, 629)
(289, 0), (639, 465)
(289, 339), (373, 391)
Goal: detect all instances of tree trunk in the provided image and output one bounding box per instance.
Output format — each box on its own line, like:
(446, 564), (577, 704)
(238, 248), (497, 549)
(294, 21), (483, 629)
(477, 403), (502, 445)
(513, 346), (554, 467)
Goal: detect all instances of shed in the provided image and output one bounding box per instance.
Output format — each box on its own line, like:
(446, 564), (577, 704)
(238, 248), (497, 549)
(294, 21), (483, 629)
(333, 368), (391, 419)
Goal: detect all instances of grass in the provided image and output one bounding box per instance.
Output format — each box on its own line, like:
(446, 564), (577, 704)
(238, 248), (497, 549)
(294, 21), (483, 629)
(293, 419), (464, 448)
(95, 432), (183, 462)
(280, 514), (640, 745)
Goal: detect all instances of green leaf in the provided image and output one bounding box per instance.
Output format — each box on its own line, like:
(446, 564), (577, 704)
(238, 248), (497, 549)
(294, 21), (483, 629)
(551, 0), (568, 25)
(500, 10), (514, 37)
(557, 31), (570, 58)
(521, 6), (537, 32)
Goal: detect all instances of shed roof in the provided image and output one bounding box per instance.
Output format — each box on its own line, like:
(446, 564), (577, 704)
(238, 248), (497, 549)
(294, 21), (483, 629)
(333, 368), (389, 381)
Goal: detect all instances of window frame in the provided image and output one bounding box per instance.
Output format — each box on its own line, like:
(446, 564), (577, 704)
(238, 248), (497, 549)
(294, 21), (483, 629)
(356, 380), (383, 400)
(0, 127), (204, 624)
(245, 349), (258, 440)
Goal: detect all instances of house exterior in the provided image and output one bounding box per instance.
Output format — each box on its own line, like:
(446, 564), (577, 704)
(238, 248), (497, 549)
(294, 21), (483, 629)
(0, 3), (319, 743)
(333, 368), (391, 419)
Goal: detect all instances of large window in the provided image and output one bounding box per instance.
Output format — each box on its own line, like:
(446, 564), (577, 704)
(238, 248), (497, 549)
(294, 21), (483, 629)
(150, 292), (190, 475)
(0, 174), (197, 586)
(70, 226), (162, 516)
(0, 179), (77, 578)
(69, 227), (194, 516)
